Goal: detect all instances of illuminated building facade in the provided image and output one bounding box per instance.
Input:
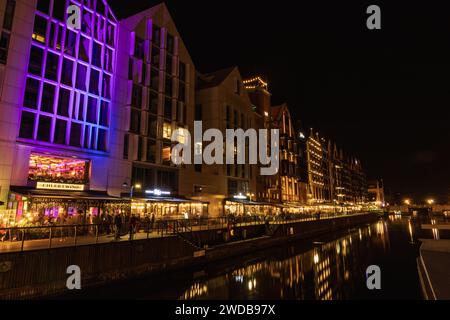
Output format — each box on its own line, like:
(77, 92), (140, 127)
(0, 0), (133, 224)
(307, 129), (367, 206)
(307, 130), (332, 204)
(117, 4), (197, 204)
(260, 103), (307, 204)
(195, 67), (259, 217)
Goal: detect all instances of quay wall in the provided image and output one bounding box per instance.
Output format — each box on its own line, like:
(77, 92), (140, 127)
(0, 213), (377, 299)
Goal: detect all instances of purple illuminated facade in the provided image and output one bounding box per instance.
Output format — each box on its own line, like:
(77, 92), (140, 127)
(0, 0), (198, 223)
(0, 0), (131, 221)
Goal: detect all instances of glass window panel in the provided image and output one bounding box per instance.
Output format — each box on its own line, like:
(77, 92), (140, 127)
(61, 58), (74, 86)
(37, 115), (52, 142)
(54, 119), (67, 145)
(69, 122), (82, 147)
(19, 111), (35, 139)
(41, 83), (55, 113)
(32, 15), (47, 44)
(28, 46), (44, 76)
(57, 87), (71, 117)
(99, 101), (109, 126)
(23, 78), (40, 109)
(86, 97), (98, 124)
(45, 51), (59, 81)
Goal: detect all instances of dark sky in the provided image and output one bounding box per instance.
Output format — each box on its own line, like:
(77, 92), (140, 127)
(110, 0), (450, 203)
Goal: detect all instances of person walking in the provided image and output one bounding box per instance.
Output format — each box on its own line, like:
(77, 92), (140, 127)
(129, 214), (137, 240)
(114, 214), (122, 240)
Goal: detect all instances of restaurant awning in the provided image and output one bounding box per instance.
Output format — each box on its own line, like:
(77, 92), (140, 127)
(10, 186), (124, 201)
(224, 198), (282, 207)
(121, 193), (209, 204)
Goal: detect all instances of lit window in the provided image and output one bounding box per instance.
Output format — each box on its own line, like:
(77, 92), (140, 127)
(163, 122), (172, 140)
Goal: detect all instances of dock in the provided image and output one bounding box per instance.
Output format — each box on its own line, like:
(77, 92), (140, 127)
(417, 239), (450, 300)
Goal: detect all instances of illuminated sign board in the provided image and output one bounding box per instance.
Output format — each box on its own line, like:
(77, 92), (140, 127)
(36, 182), (85, 191)
(145, 189), (171, 196)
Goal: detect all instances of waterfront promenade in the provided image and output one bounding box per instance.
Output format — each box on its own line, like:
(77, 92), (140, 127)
(0, 212), (353, 254)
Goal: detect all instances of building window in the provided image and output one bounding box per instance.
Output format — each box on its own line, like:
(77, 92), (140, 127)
(41, 83), (56, 113)
(64, 29), (76, 56)
(162, 144), (171, 165)
(99, 101), (109, 126)
(23, 78), (40, 109)
(89, 69), (100, 95)
(92, 41), (102, 68)
(149, 90), (158, 114)
(102, 74), (111, 99)
(86, 97), (98, 124)
(123, 134), (129, 159)
(37, 115), (52, 142)
(52, 0), (65, 21)
(166, 34), (174, 54)
(152, 24), (161, 47)
(166, 54), (173, 74)
(130, 109), (141, 134)
(3, 0), (16, 31)
(45, 52), (59, 81)
(164, 97), (172, 120)
(195, 104), (202, 121)
(165, 75), (173, 96)
(162, 122), (172, 140)
(147, 115), (157, 139)
(37, 0), (50, 15)
(61, 58), (74, 86)
(150, 67), (159, 90)
(19, 112), (35, 139)
(97, 129), (107, 152)
(57, 88), (71, 117)
(0, 32), (10, 64)
(69, 122), (82, 147)
(54, 119), (67, 145)
(134, 36), (145, 60)
(131, 84), (142, 108)
(179, 62), (186, 82)
(76, 63), (87, 91)
(146, 139), (156, 162)
(32, 14), (47, 44)
(28, 46), (44, 75)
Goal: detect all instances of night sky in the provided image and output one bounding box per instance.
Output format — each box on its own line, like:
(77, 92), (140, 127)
(110, 0), (450, 204)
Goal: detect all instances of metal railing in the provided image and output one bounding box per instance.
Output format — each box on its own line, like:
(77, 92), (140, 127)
(0, 212), (364, 253)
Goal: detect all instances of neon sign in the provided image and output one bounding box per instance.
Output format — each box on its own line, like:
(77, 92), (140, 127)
(36, 182), (85, 191)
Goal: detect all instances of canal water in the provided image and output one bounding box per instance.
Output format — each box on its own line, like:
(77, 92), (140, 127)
(59, 215), (449, 300)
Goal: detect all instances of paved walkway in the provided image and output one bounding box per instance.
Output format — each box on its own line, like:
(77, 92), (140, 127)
(418, 239), (450, 300)
(0, 213), (366, 254)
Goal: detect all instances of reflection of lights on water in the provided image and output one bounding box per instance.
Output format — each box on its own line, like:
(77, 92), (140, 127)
(247, 278), (256, 291)
(314, 253), (320, 264)
(376, 221), (385, 235)
(408, 220), (414, 243)
(431, 219), (440, 240)
(368, 226), (372, 237)
(359, 229), (363, 241)
(182, 283), (208, 300)
(336, 243), (340, 255)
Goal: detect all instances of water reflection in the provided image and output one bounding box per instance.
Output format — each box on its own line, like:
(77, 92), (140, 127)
(59, 216), (450, 300)
(179, 222), (390, 300)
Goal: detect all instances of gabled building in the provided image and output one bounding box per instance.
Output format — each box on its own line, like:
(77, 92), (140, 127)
(194, 67), (259, 216)
(118, 3), (197, 201)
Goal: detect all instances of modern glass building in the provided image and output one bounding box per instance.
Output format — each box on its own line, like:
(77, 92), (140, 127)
(0, 1), (205, 225)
